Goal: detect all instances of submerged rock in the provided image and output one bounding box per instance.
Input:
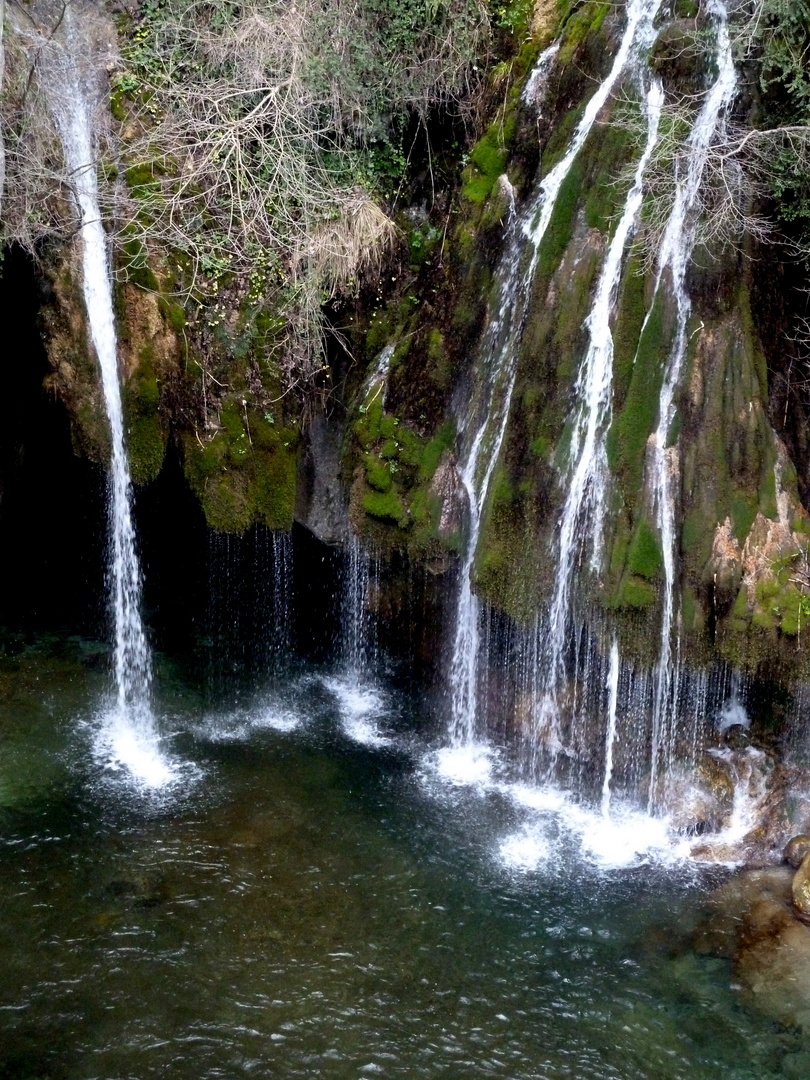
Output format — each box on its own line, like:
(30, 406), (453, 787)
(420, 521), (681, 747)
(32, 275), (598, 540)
(696, 866), (810, 1032)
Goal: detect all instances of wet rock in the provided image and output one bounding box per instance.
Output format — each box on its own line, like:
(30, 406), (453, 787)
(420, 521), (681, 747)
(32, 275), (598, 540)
(296, 415), (349, 544)
(703, 518), (741, 613)
(665, 753), (734, 836)
(723, 724), (750, 751)
(793, 852), (810, 922)
(429, 449), (466, 542)
(651, 20), (707, 95)
(784, 834), (810, 869)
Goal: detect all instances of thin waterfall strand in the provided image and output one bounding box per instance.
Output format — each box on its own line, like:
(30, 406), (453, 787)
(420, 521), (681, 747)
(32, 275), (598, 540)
(647, 0), (737, 810)
(602, 639), (621, 816)
(43, 10), (172, 787)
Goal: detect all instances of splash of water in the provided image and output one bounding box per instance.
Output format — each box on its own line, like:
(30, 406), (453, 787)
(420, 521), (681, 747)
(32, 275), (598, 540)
(646, 0), (738, 811)
(449, 0), (663, 748)
(42, 8), (173, 788)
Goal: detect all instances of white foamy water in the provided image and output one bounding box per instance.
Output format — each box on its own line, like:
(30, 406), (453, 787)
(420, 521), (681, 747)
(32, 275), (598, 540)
(426, 742), (498, 788)
(323, 675), (390, 747)
(601, 638), (621, 816)
(40, 7), (175, 789)
(420, 737), (769, 873)
(92, 713), (179, 789)
(199, 700), (304, 743)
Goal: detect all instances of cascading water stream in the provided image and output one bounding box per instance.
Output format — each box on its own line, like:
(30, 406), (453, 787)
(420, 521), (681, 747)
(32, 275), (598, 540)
(645, 0), (738, 811)
(539, 74), (664, 743)
(41, 7), (173, 787)
(601, 638), (621, 816)
(448, 0), (663, 750)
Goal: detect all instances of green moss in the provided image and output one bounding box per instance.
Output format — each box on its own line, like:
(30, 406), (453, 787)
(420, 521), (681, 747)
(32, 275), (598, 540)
(471, 128), (508, 179)
(583, 124), (634, 234)
(540, 103), (585, 175)
(627, 519), (663, 580)
(759, 460), (778, 520)
(752, 608), (776, 632)
(612, 256), (648, 410)
(619, 576), (657, 609)
(158, 296), (186, 332)
(558, 0), (610, 64)
(366, 455), (393, 492)
(427, 329), (453, 390)
(732, 586), (750, 619)
(182, 406), (298, 533)
(607, 288), (669, 505)
(535, 157), (585, 286)
(463, 172), (495, 205)
(419, 421), (455, 481)
(682, 585), (697, 631)
(363, 488), (408, 527)
(463, 121), (512, 204)
(730, 491), (757, 543)
(121, 238), (160, 292)
(250, 422), (298, 530)
(122, 349), (166, 485)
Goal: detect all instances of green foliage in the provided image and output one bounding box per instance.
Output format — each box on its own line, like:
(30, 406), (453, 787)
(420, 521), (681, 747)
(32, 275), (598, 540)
(489, 0), (534, 37)
(753, 1), (810, 239)
(115, 0), (490, 390)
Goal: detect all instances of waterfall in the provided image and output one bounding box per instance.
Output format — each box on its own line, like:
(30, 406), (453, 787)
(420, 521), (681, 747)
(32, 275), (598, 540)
(540, 75), (664, 743)
(324, 534), (388, 746)
(344, 533), (377, 676)
(645, 0), (738, 811)
(41, 7), (172, 787)
(448, 0), (663, 749)
(207, 527), (294, 695)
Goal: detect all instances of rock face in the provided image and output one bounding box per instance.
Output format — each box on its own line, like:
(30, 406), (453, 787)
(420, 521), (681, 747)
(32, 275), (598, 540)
(295, 415), (349, 545)
(429, 449), (466, 542)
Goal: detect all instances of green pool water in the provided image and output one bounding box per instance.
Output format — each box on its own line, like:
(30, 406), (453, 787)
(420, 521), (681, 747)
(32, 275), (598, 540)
(0, 642), (805, 1079)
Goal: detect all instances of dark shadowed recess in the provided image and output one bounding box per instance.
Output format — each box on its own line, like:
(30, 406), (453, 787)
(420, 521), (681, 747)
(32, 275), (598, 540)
(0, 246), (105, 642)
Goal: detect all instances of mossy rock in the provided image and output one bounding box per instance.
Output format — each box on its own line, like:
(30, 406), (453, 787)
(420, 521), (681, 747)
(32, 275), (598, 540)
(183, 406), (298, 533)
(123, 353), (167, 485)
(618, 575), (658, 610)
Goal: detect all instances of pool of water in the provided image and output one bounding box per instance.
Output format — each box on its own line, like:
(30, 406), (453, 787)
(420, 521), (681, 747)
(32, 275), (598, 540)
(0, 642), (804, 1079)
